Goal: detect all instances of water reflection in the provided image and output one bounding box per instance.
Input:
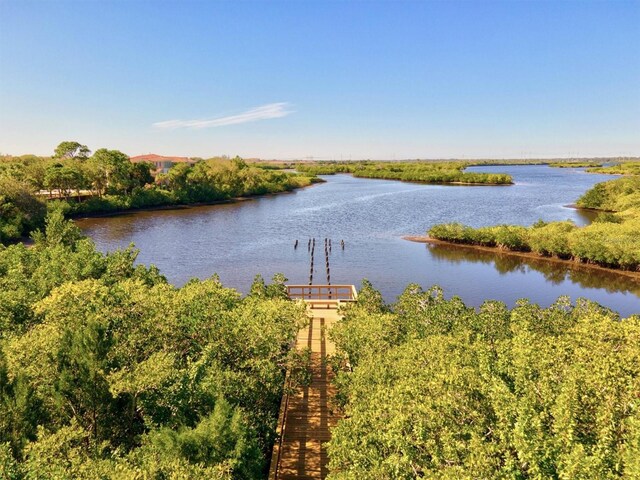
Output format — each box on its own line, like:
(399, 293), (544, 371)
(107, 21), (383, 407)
(427, 243), (640, 296)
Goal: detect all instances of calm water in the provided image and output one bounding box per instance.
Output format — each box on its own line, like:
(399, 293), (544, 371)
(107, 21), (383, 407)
(77, 165), (640, 317)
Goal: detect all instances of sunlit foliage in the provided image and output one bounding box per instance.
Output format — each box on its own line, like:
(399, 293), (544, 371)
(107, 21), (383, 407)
(0, 177), (46, 244)
(587, 162), (640, 176)
(327, 282), (640, 479)
(576, 175), (640, 212)
(0, 211), (307, 478)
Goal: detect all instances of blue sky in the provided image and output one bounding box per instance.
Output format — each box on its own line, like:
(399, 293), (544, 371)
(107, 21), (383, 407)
(1, 0), (639, 159)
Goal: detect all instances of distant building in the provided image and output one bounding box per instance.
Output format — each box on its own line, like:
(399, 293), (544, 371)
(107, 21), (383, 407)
(129, 154), (196, 174)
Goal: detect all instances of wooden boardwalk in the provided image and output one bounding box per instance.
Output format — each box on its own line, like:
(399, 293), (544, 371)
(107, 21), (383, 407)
(269, 306), (342, 480)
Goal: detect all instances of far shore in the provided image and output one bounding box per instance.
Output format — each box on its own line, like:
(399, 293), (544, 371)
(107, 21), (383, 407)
(323, 172), (513, 187)
(70, 181), (322, 220)
(71, 197), (246, 220)
(403, 235), (640, 281)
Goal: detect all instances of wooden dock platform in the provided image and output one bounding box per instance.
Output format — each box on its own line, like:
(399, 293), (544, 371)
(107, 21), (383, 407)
(269, 306), (343, 480)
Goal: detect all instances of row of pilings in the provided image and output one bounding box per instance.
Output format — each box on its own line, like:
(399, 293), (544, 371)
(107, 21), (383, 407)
(294, 237), (345, 285)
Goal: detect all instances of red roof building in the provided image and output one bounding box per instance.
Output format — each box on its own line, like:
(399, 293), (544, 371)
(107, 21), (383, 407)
(130, 154), (196, 174)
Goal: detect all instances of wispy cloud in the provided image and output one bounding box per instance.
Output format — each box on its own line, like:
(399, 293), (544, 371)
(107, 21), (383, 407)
(152, 102), (293, 130)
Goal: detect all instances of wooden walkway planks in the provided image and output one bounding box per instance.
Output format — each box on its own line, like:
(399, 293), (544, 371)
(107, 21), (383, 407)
(270, 307), (342, 480)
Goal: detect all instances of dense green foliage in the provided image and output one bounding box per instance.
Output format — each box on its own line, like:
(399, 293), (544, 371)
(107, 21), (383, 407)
(55, 156), (317, 217)
(576, 175), (640, 212)
(327, 281), (640, 479)
(429, 176), (640, 271)
(296, 161), (512, 185)
(0, 210), (307, 478)
(0, 143), (317, 244)
(0, 177), (47, 244)
(429, 219), (640, 271)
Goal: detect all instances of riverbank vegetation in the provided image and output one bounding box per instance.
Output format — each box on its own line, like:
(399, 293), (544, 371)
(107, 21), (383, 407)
(548, 161), (604, 168)
(586, 162), (640, 176)
(428, 176), (640, 271)
(295, 161), (513, 185)
(327, 281), (640, 478)
(0, 210), (308, 478)
(0, 142), (319, 244)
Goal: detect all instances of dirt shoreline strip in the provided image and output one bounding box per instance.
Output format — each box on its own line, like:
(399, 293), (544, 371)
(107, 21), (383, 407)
(403, 235), (640, 281)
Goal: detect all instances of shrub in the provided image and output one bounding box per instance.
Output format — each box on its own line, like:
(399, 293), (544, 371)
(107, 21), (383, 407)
(527, 221), (576, 257)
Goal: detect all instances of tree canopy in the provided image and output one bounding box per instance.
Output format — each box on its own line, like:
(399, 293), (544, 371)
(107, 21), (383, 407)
(53, 141), (91, 161)
(327, 282), (640, 478)
(0, 210), (308, 478)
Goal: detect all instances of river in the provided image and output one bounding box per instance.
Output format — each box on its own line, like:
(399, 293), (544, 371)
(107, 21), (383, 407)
(77, 165), (640, 317)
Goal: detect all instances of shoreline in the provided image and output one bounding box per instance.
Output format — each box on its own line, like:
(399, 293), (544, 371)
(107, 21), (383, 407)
(403, 235), (640, 281)
(70, 182), (321, 220)
(71, 197), (243, 220)
(564, 203), (617, 213)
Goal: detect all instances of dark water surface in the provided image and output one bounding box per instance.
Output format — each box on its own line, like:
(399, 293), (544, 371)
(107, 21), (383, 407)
(77, 165), (640, 317)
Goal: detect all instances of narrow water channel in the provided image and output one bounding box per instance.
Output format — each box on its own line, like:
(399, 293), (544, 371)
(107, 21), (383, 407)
(77, 165), (640, 317)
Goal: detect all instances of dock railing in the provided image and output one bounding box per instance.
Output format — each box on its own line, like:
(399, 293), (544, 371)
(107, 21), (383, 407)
(286, 284), (357, 308)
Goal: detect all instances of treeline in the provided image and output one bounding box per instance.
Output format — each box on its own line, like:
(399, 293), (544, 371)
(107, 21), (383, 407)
(468, 157), (638, 167)
(326, 281), (640, 478)
(0, 209), (308, 479)
(0, 142), (319, 244)
(295, 161), (513, 185)
(429, 176), (640, 271)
